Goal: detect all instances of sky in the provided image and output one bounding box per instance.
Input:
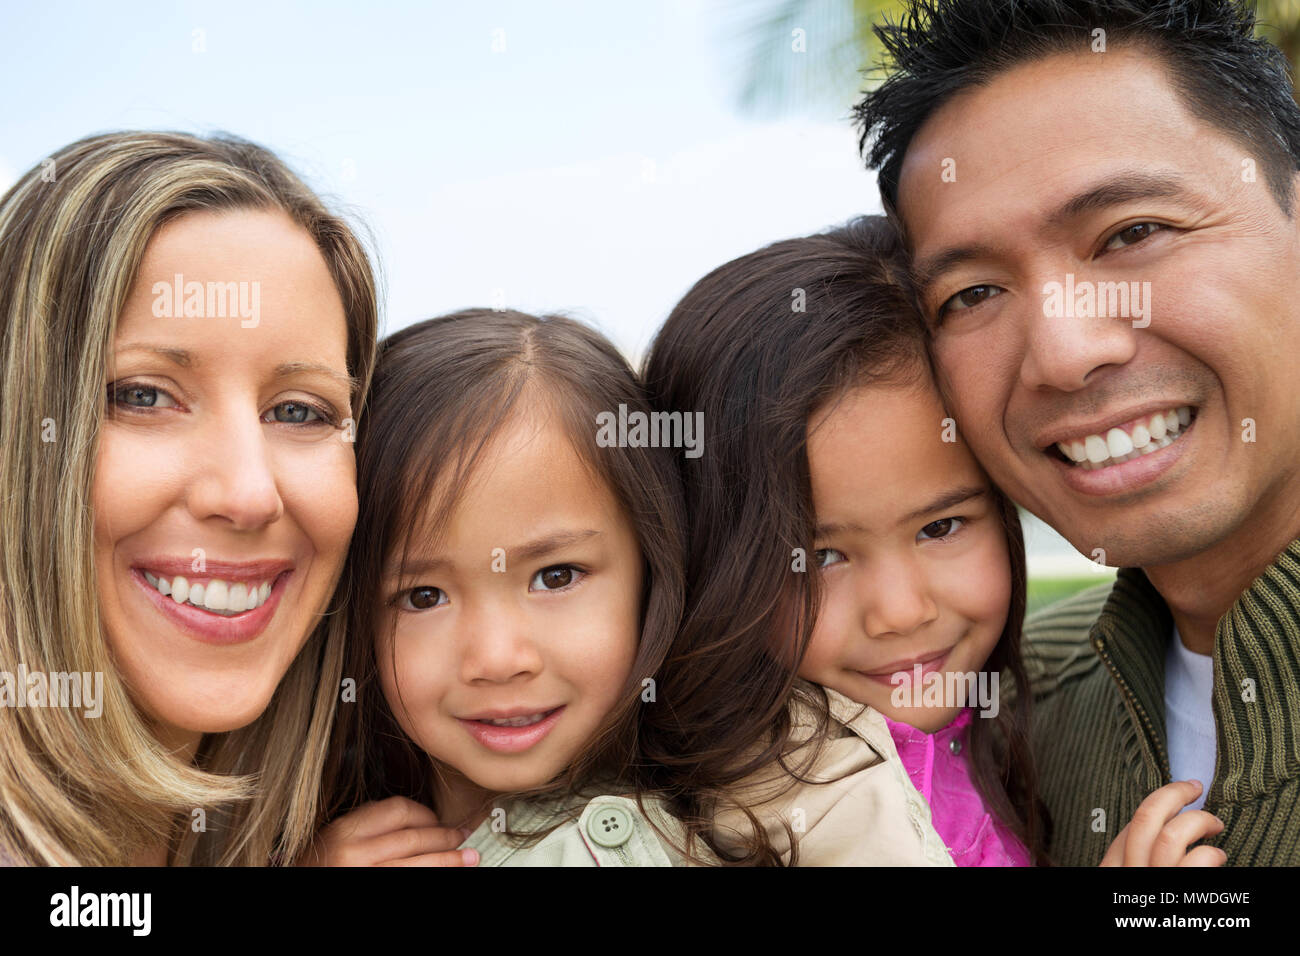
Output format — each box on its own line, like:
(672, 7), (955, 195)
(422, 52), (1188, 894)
(1, 0), (884, 362)
(0, 0), (1103, 576)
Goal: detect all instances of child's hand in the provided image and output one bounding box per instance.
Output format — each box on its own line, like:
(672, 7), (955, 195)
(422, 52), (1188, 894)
(1099, 780), (1226, 867)
(298, 796), (479, 866)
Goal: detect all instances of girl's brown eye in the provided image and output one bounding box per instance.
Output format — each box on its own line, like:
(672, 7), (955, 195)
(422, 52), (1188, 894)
(531, 565), (583, 591)
(918, 517), (965, 541)
(404, 586), (446, 610)
(539, 567), (572, 589)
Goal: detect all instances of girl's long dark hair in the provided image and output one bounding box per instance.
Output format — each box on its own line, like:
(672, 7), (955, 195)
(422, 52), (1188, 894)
(641, 214), (1049, 865)
(320, 309), (688, 843)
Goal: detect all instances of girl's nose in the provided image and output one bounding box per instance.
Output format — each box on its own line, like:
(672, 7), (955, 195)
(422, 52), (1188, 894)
(458, 602), (545, 684)
(856, 558), (940, 638)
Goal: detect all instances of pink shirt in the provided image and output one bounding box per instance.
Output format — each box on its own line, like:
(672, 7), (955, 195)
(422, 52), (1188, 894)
(884, 708), (1031, 867)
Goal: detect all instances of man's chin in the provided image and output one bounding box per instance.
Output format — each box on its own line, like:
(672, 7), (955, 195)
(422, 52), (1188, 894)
(1051, 504), (1237, 570)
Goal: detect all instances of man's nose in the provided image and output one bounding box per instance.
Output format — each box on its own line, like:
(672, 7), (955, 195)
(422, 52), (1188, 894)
(1018, 270), (1140, 392)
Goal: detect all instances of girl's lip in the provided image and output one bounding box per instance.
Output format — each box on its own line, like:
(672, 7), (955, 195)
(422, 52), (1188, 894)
(456, 706), (565, 754)
(133, 567), (292, 646)
(859, 649), (951, 686)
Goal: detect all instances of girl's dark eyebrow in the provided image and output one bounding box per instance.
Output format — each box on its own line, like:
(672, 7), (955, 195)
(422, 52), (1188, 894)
(386, 529), (601, 578)
(901, 485), (987, 524)
(814, 486), (987, 539)
(514, 529), (600, 562)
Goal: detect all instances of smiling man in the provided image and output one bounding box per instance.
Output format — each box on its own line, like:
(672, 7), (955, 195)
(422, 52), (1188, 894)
(854, 0), (1300, 864)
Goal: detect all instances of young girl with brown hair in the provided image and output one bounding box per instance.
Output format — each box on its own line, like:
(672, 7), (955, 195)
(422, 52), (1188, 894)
(310, 309), (711, 865)
(641, 215), (1047, 865)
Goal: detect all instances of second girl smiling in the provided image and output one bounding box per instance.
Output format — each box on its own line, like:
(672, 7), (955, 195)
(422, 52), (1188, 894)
(312, 309), (711, 866)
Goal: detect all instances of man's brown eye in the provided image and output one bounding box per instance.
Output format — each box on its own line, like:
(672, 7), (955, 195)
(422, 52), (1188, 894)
(938, 284), (1001, 320)
(1110, 222), (1161, 248)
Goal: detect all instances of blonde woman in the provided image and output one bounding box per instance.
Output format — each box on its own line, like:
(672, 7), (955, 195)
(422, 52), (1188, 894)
(0, 131), (378, 865)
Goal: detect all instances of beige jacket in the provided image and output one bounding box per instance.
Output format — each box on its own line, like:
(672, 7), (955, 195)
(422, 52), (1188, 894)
(712, 683), (954, 866)
(461, 792), (714, 867)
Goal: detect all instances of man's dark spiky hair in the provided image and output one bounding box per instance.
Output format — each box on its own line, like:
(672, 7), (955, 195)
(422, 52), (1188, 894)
(853, 0), (1300, 214)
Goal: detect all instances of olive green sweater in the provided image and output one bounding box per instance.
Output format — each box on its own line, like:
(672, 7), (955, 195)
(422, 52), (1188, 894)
(1021, 538), (1300, 866)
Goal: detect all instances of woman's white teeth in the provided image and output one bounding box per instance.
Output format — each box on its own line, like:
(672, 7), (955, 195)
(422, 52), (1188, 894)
(143, 571), (273, 614)
(1055, 406), (1194, 470)
(482, 712), (549, 727)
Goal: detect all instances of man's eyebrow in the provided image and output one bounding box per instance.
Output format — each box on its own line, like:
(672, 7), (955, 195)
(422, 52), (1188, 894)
(386, 530), (601, 578)
(912, 244), (1001, 292)
(911, 172), (1190, 292)
(1046, 172), (1189, 229)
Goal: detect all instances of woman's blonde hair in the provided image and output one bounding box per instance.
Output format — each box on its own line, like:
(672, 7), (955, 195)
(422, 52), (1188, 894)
(0, 131), (379, 865)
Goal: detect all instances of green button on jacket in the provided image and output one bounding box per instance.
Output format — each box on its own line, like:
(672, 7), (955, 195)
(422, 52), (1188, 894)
(461, 793), (711, 867)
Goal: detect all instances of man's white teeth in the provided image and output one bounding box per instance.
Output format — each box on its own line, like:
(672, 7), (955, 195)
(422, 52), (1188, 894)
(143, 571), (273, 615)
(481, 712), (550, 727)
(1055, 406), (1194, 470)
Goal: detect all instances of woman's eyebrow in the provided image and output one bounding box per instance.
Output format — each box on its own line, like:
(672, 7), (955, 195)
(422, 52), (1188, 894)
(111, 347), (355, 392)
(114, 343), (194, 366)
(273, 361), (358, 392)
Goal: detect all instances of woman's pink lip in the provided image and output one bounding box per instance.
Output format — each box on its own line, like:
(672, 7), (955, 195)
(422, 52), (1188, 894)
(860, 649), (950, 686)
(456, 706), (565, 754)
(133, 567), (291, 645)
(132, 557), (294, 581)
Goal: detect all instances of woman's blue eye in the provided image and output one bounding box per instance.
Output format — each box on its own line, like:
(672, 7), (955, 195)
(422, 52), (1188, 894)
(267, 401), (325, 425)
(401, 586), (447, 611)
(814, 548), (845, 569)
(111, 384), (177, 409)
(530, 565), (584, 591)
(918, 517), (965, 541)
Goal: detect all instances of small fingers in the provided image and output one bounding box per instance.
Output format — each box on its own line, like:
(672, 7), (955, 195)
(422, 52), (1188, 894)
(364, 825), (470, 862)
(380, 848), (480, 867)
(334, 796), (441, 840)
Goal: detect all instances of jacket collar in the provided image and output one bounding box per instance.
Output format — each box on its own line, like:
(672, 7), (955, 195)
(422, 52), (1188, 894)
(1091, 537), (1300, 804)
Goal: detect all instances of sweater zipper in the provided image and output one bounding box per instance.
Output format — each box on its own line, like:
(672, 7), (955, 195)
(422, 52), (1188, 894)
(1093, 636), (1172, 784)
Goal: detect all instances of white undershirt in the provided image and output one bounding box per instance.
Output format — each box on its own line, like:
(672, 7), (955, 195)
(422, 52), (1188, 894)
(1164, 625), (1217, 811)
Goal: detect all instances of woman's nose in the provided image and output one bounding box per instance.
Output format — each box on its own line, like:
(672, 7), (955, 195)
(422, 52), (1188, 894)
(184, 404), (284, 529)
